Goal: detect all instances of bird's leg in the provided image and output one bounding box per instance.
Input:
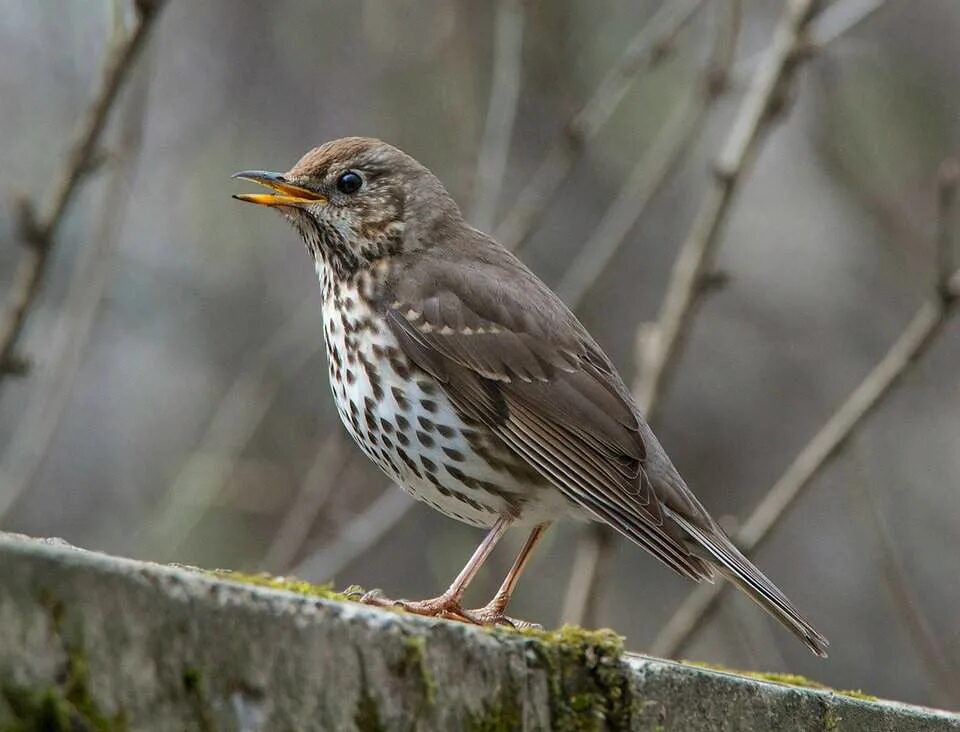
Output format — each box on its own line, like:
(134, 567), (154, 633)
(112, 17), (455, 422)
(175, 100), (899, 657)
(464, 523), (549, 628)
(361, 517), (510, 622)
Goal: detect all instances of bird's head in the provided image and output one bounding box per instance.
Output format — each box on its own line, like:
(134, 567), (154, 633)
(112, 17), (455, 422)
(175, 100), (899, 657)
(233, 137), (461, 277)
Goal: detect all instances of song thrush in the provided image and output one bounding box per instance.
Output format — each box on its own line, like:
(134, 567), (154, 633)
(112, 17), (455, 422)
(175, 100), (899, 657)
(233, 137), (829, 656)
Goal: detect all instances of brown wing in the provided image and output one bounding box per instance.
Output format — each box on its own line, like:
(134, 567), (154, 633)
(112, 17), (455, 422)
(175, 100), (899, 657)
(384, 245), (713, 581)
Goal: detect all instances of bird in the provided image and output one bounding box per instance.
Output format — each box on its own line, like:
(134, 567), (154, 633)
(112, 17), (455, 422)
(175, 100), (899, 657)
(232, 136), (829, 657)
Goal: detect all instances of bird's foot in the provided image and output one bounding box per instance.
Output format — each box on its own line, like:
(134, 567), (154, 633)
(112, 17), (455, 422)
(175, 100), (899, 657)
(462, 603), (542, 630)
(358, 590), (540, 629)
(359, 589), (472, 622)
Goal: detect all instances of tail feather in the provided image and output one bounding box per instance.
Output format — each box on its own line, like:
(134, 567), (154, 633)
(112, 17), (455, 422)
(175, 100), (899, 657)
(669, 511), (830, 657)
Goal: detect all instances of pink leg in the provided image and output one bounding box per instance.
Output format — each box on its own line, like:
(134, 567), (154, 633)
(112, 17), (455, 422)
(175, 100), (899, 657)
(361, 517), (511, 622)
(466, 523), (550, 627)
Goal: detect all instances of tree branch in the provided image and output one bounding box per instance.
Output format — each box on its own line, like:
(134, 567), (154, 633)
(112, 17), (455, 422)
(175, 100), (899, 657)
(493, 0), (709, 252)
(0, 34), (156, 521)
(291, 488), (415, 581)
(0, 0), (166, 382)
(262, 431), (352, 573)
(848, 453), (960, 708)
(633, 0), (826, 422)
(650, 161), (959, 657)
(559, 0), (742, 626)
(468, 0), (526, 232)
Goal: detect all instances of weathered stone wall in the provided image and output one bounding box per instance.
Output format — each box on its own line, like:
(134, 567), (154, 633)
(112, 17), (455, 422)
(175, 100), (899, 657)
(0, 532), (956, 731)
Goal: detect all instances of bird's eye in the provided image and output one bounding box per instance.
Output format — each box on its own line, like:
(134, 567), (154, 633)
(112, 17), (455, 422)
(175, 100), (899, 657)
(336, 170), (363, 195)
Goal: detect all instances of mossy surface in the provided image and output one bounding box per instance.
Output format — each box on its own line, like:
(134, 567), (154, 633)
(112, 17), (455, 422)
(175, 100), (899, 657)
(464, 680), (523, 732)
(1, 590), (125, 732)
(507, 625), (633, 732)
(208, 569), (359, 602)
(1, 653), (126, 732)
(397, 634), (436, 708)
(683, 661), (878, 702)
(354, 686), (386, 732)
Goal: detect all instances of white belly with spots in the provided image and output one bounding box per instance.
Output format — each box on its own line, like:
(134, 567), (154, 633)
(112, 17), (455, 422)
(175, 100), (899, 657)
(319, 277), (569, 528)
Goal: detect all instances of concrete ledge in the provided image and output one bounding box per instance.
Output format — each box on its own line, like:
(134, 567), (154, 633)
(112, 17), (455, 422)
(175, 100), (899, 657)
(0, 532), (956, 731)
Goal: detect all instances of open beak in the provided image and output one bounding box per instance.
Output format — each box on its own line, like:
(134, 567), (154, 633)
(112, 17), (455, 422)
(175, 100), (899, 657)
(231, 170), (327, 207)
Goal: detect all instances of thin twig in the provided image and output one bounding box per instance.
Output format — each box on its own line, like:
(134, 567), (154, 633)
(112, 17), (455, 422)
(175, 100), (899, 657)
(556, 0), (741, 307)
(559, 0), (742, 625)
(469, 0), (526, 232)
(142, 306), (322, 559)
(651, 265), (960, 659)
(848, 453), (960, 707)
(563, 0), (888, 630)
(494, 0), (709, 252)
(0, 0), (166, 382)
(261, 431), (352, 572)
(634, 0), (826, 422)
(809, 0), (886, 49)
(291, 488), (415, 581)
(936, 159), (959, 299)
(732, 0), (886, 85)
(0, 40), (156, 522)
(559, 519), (615, 625)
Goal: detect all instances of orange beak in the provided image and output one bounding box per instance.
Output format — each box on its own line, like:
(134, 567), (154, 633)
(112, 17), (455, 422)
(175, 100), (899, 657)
(231, 170), (327, 207)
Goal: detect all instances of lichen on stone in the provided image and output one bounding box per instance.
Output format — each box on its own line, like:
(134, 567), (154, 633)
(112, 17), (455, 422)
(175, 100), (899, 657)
(207, 569), (359, 603)
(1, 652), (126, 732)
(505, 624), (634, 732)
(464, 679), (523, 732)
(683, 660), (878, 702)
(354, 686), (386, 732)
(397, 634), (437, 708)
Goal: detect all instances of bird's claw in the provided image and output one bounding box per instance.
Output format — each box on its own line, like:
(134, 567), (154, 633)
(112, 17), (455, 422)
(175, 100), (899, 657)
(357, 590), (541, 629)
(462, 605), (542, 630)
(358, 590), (471, 622)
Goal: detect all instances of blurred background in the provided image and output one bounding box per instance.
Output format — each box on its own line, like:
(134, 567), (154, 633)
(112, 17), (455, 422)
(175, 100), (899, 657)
(1, 0), (958, 710)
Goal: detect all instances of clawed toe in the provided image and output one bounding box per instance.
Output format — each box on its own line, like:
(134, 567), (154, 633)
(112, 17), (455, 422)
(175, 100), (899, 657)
(357, 589), (540, 630)
(463, 606), (541, 630)
(359, 588), (391, 605)
(359, 591), (470, 622)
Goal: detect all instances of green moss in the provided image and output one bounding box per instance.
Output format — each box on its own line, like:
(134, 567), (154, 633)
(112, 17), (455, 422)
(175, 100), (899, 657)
(208, 570), (359, 602)
(500, 625), (633, 732)
(1, 652), (126, 731)
(464, 680), (523, 732)
(354, 687), (386, 732)
(180, 666), (214, 732)
(823, 707), (842, 731)
(683, 661), (878, 702)
(399, 634), (436, 707)
(834, 688), (878, 702)
(181, 668), (202, 694)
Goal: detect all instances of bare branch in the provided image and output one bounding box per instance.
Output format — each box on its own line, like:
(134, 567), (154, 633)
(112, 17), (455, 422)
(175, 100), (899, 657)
(650, 269), (960, 658)
(559, 0), (742, 626)
(0, 42), (156, 521)
(732, 0), (886, 88)
(556, 0), (741, 306)
(936, 158), (959, 299)
(291, 488), (415, 581)
(634, 0), (826, 423)
(262, 431), (352, 573)
(560, 519), (614, 624)
(142, 306), (323, 559)
(0, 0), (166, 382)
(809, 0), (886, 49)
(469, 0), (526, 232)
(493, 0), (709, 252)
(848, 456), (960, 707)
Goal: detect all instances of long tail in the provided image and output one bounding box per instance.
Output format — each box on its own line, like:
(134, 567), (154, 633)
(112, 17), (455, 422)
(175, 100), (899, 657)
(669, 512), (830, 657)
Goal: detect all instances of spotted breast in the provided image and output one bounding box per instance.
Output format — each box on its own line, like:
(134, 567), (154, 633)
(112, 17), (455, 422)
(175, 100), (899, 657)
(318, 265), (561, 529)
